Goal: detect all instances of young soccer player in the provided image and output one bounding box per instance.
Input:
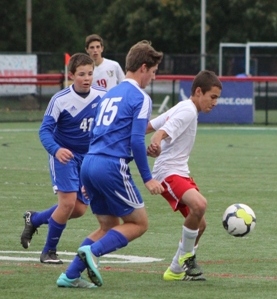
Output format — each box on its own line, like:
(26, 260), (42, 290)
(56, 40), (164, 288)
(85, 34), (125, 90)
(20, 53), (106, 266)
(147, 70), (222, 281)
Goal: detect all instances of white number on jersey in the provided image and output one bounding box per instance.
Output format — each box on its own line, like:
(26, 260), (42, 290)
(96, 97), (122, 126)
(80, 117), (94, 132)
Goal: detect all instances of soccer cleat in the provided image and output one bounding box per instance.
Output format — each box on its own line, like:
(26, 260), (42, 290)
(163, 267), (206, 281)
(77, 245), (103, 287)
(20, 210), (38, 249)
(57, 273), (97, 288)
(40, 250), (63, 264)
(163, 267), (186, 281)
(178, 253), (203, 276)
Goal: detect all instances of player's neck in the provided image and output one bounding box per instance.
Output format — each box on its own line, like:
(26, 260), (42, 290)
(95, 57), (104, 67)
(125, 72), (141, 87)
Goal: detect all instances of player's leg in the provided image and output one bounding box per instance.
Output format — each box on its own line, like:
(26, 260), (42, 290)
(161, 175), (206, 280)
(40, 156), (87, 264)
(62, 155), (147, 286)
(164, 216), (206, 281)
(40, 191), (77, 264)
(20, 205), (57, 249)
(59, 214), (120, 288)
(177, 188), (206, 276)
(80, 154), (148, 247)
(20, 197), (87, 249)
(77, 208), (147, 285)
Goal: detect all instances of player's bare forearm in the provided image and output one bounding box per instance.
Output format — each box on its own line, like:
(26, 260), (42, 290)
(150, 130), (168, 145)
(145, 122), (155, 134)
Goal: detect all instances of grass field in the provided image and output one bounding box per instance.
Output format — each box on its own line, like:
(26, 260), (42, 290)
(0, 122), (277, 299)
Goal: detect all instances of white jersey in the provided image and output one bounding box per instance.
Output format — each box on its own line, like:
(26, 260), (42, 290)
(150, 99), (198, 182)
(93, 58), (125, 91)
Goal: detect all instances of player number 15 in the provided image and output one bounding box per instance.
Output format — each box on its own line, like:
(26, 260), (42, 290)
(96, 97), (122, 126)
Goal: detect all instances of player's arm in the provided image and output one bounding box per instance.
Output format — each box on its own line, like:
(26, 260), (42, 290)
(39, 115), (60, 156)
(131, 125), (164, 195)
(146, 112), (168, 157)
(146, 109), (168, 134)
(146, 121), (155, 134)
(39, 115), (73, 164)
(147, 129), (168, 157)
(131, 119), (152, 183)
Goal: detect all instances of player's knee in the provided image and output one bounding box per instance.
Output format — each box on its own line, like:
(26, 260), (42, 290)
(69, 204), (88, 219)
(59, 201), (76, 215)
(141, 218), (149, 234)
(193, 198), (207, 219)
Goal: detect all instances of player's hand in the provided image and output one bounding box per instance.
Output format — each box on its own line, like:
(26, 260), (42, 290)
(81, 186), (89, 199)
(145, 179), (164, 195)
(55, 148), (74, 164)
(147, 143), (161, 158)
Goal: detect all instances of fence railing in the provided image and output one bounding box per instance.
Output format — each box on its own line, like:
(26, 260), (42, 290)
(0, 74), (276, 124)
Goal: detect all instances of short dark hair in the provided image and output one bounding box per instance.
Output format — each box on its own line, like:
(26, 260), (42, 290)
(85, 34), (104, 49)
(125, 40), (163, 72)
(68, 53), (93, 74)
(191, 70), (222, 95)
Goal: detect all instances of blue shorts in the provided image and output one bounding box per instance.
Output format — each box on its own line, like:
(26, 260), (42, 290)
(80, 154), (144, 217)
(48, 152), (89, 205)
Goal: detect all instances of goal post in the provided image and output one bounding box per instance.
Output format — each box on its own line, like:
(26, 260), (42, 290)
(219, 43), (246, 76)
(219, 42), (277, 76)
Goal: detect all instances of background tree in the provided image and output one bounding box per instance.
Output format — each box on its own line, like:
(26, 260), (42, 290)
(0, 0), (277, 56)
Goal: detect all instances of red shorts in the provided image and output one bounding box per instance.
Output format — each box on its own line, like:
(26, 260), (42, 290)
(161, 175), (199, 217)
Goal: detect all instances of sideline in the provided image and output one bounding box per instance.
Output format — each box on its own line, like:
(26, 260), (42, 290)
(0, 250), (163, 264)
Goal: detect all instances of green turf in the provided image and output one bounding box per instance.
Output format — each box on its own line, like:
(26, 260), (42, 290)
(0, 122), (277, 299)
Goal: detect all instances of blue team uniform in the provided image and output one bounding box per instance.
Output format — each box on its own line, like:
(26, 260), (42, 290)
(80, 79), (153, 216)
(39, 84), (106, 204)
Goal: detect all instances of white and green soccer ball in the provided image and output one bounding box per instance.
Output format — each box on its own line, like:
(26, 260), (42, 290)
(222, 203), (256, 237)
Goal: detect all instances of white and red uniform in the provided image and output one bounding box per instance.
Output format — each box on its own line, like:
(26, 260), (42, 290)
(150, 99), (199, 217)
(93, 58), (125, 91)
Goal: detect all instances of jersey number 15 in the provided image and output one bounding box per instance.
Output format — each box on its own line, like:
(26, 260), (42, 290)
(96, 97), (122, 126)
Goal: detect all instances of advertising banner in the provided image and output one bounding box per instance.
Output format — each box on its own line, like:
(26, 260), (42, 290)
(0, 55), (37, 95)
(179, 80), (254, 124)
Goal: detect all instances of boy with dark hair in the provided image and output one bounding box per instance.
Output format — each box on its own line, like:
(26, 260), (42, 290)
(85, 34), (125, 90)
(20, 53), (106, 267)
(56, 41), (164, 288)
(147, 70), (222, 281)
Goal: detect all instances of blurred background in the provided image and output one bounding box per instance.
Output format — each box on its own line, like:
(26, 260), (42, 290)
(1, 0), (277, 124)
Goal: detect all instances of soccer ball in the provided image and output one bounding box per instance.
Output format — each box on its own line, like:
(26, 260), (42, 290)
(222, 203), (256, 237)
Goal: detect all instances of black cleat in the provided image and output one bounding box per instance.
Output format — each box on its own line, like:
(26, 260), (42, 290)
(178, 254), (203, 277)
(40, 250), (63, 264)
(20, 211), (38, 249)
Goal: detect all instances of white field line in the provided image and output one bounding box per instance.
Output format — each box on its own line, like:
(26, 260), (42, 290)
(0, 250), (163, 264)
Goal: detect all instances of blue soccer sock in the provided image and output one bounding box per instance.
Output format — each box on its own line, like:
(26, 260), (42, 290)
(42, 216), (66, 253)
(66, 238), (94, 279)
(31, 204), (58, 228)
(91, 229), (128, 257)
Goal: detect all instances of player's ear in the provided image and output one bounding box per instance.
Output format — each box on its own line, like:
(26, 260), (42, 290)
(195, 86), (202, 96)
(68, 72), (74, 80)
(141, 64), (147, 73)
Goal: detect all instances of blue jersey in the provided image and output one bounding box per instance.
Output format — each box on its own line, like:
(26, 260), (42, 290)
(39, 84), (106, 155)
(88, 79), (152, 183)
